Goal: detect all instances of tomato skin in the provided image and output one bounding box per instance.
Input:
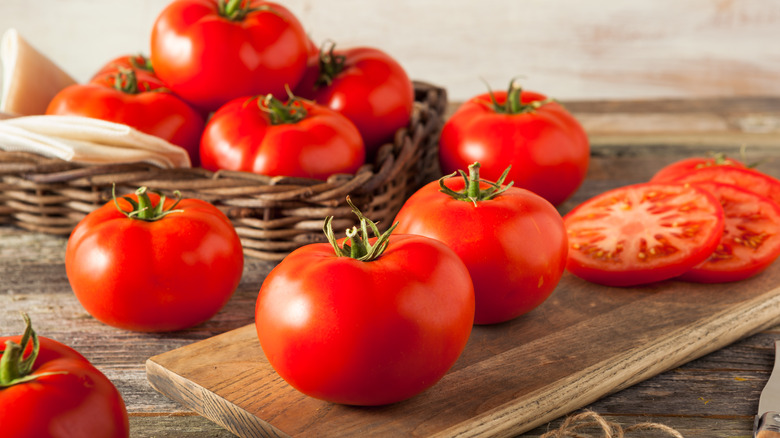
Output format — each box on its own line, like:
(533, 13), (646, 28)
(564, 183), (725, 287)
(45, 83), (205, 166)
(393, 176), (567, 324)
(90, 54), (160, 88)
(295, 46), (414, 157)
(649, 155), (745, 183)
(677, 182), (780, 283)
(0, 336), (129, 438)
(200, 96), (365, 180)
(667, 166), (780, 206)
(65, 192), (244, 332)
(150, 0), (309, 112)
(439, 90), (589, 206)
(255, 234), (474, 406)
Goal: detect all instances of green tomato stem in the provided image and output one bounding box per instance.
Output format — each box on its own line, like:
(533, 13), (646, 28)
(258, 91), (308, 125)
(324, 197), (397, 261)
(112, 67), (139, 94)
(112, 184), (183, 221)
(129, 54), (154, 73)
(0, 313), (66, 388)
(439, 162), (514, 205)
(218, 0), (273, 21)
(484, 78), (555, 115)
(315, 41), (347, 89)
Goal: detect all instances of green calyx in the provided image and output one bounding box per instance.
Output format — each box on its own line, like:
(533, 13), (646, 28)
(315, 41), (347, 89)
(128, 54), (154, 73)
(218, 0), (271, 21)
(485, 78), (555, 115)
(255, 91), (308, 125)
(110, 67), (164, 94)
(324, 196), (398, 261)
(113, 184), (183, 221)
(0, 313), (66, 387)
(439, 162), (513, 205)
(703, 152), (739, 168)
(112, 67), (141, 94)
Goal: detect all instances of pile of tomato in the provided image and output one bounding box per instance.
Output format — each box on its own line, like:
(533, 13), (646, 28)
(564, 155), (780, 287)
(7, 2), (780, 434)
(45, 0), (415, 178)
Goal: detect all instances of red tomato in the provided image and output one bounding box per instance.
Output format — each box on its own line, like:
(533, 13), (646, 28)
(439, 81), (590, 206)
(294, 44), (414, 157)
(394, 163), (567, 324)
(66, 187), (244, 332)
(677, 182), (780, 283)
(200, 94), (365, 180)
(45, 70), (206, 166)
(0, 314), (129, 438)
(150, 0), (309, 112)
(255, 200), (474, 405)
(650, 154), (746, 183)
(666, 166), (780, 206)
(90, 54), (159, 87)
(564, 183), (725, 287)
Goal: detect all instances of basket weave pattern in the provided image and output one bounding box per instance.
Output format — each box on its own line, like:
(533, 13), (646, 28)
(0, 82), (446, 261)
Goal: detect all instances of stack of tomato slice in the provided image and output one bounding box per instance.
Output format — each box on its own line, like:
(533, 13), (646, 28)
(563, 155), (780, 286)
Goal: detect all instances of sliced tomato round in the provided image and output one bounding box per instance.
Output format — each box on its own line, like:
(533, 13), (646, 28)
(667, 166), (780, 206)
(649, 155), (745, 183)
(564, 183), (724, 287)
(677, 182), (780, 283)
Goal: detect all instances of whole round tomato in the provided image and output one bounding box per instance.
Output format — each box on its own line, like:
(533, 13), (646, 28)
(393, 162), (567, 324)
(255, 199), (474, 406)
(564, 182), (725, 287)
(439, 81), (590, 206)
(66, 187), (244, 332)
(150, 0), (309, 112)
(1, 314), (129, 438)
(294, 43), (414, 157)
(200, 94), (365, 180)
(649, 154), (746, 183)
(45, 69), (205, 166)
(677, 182), (780, 283)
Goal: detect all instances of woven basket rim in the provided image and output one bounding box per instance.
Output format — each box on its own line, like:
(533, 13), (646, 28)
(0, 81), (448, 261)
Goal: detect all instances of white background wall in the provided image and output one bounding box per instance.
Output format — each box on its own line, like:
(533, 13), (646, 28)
(2, 0), (779, 103)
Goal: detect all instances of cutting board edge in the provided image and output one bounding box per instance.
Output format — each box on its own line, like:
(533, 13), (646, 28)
(433, 282), (780, 438)
(145, 355), (291, 438)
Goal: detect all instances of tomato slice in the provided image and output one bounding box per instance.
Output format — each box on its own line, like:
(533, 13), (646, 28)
(649, 155), (745, 183)
(564, 183), (724, 287)
(668, 166), (780, 206)
(677, 182), (780, 283)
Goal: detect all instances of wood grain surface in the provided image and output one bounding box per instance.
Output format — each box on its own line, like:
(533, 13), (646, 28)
(2, 99), (780, 437)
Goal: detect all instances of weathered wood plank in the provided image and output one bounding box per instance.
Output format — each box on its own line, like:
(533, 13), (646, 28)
(130, 414), (236, 438)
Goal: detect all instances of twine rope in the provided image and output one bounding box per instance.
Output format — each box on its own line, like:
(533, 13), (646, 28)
(539, 410), (685, 438)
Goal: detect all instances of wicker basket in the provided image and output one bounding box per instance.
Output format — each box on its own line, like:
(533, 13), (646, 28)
(0, 81), (447, 261)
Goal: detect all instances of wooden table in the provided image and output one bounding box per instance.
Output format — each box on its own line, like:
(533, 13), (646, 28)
(2, 98), (780, 437)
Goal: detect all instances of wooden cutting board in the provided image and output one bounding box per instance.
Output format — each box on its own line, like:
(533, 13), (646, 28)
(146, 260), (780, 438)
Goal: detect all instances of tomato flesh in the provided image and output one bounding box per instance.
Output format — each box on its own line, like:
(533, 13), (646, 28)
(564, 183), (724, 287)
(650, 156), (745, 183)
(678, 182), (780, 283)
(669, 166), (780, 206)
